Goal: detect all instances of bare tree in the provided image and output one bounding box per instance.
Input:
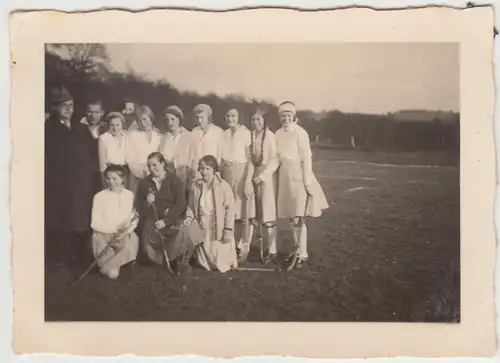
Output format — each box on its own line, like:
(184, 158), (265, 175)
(45, 43), (109, 82)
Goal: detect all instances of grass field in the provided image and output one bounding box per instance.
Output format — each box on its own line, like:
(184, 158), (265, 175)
(45, 148), (460, 322)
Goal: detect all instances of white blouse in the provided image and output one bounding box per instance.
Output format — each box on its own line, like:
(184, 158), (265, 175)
(125, 129), (162, 178)
(91, 188), (136, 234)
(190, 123), (223, 166)
(98, 131), (127, 172)
(199, 182), (215, 217)
(220, 125), (251, 163)
(158, 127), (192, 169)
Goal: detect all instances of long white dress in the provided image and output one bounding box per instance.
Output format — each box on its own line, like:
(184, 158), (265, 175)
(90, 188), (139, 278)
(275, 123), (328, 218)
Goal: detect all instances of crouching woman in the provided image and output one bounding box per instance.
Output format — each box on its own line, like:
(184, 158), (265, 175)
(184, 155), (238, 273)
(90, 165), (140, 279)
(136, 152), (204, 276)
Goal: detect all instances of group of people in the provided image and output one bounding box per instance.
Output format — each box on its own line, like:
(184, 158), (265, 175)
(45, 84), (328, 279)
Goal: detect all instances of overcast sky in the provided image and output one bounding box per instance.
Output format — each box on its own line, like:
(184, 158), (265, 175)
(104, 43), (459, 114)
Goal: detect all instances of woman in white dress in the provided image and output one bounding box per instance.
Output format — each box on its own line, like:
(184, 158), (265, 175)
(125, 105), (162, 193)
(90, 165), (139, 279)
(275, 101), (329, 268)
(184, 155), (238, 273)
(158, 105), (193, 191)
(219, 108), (255, 262)
(98, 112), (128, 187)
(249, 108), (280, 263)
(189, 104), (223, 180)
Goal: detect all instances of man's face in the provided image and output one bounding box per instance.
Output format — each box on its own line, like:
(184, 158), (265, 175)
(86, 104), (104, 125)
(54, 100), (74, 121)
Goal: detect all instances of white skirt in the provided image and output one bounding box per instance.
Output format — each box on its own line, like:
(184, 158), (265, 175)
(277, 159), (328, 218)
(220, 161), (255, 220)
(254, 164), (278, 223)
(194, 215), (238, 273)
(92, 232), (139, 274)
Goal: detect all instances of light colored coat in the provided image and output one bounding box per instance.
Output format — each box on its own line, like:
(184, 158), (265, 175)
(185, 174), (235, 241)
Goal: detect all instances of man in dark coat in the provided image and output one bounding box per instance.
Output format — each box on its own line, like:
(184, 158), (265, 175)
(45, 85), (75, 265)
(45, 87), (102, 267)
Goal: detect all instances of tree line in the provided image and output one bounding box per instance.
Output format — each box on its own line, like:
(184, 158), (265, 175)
(45, 44), (459, 151)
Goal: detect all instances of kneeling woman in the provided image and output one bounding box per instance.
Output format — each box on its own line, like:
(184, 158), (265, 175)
(90, 165), (140, 279)
(184, 155), (238, 273)
(136, 152), (204, 275)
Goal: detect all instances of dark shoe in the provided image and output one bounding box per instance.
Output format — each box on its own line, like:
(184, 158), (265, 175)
(294, 257), (308, 269)
(264, 253), (278, 265)
(176, 261), (192, 276)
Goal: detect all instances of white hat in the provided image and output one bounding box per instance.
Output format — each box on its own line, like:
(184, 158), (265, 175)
(278, 102), (296, 115)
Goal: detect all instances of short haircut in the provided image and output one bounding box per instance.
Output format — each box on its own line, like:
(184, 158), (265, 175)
(105, 112), (125, 127)
(103, 164), (126, 183)
(86, 98), (104, 108)
(136, 104), (155, 124)
(147, 151), (166, 165)
(199, 155), (219, 173)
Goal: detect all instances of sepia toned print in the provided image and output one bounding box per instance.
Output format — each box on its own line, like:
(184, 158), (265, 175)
(43, 42), (460, 322)
(10, 8), (495, 358)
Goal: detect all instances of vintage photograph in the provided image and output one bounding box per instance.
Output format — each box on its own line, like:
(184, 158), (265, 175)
(43, 42), (460, 322)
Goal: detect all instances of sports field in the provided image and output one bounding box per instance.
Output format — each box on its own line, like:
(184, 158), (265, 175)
(45, 148), (460, 322)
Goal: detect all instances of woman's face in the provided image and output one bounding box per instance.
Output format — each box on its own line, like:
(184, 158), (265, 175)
(199, 161), (214, 182)
(147, 157), (165, 177)
(251, 114), (265, 132)
(280, 111), (295, 130)
(140, 114), (153, 131)
(165, 113), (180, 131)
(195, 113), (210, 129)
(225, 109), (239, 128)
(105, 171), (124, 191)
(108, 117), (123, 136)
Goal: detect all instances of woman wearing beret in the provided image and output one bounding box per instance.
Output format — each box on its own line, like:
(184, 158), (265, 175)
(158, 105), (193, 191)
(125, 105), (163, 194)
(275, 101), (328, 269)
